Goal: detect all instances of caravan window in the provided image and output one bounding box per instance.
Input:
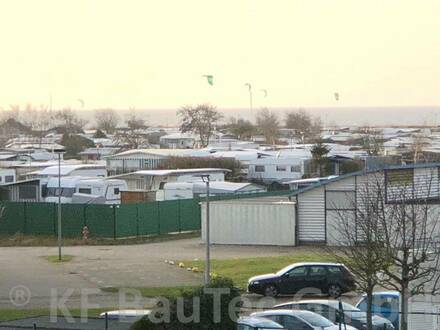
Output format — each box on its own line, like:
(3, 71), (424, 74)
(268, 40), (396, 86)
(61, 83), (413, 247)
(78, 188), (92, 194)
(5, 176), (14, 183)
(276, 165), (287, 171)
(255, 165), (265, 172)
(291, 165), (301, 172)
(114, 188), (120, 195)
(61, 188), (75, 197)
(46, 187), (59, 197)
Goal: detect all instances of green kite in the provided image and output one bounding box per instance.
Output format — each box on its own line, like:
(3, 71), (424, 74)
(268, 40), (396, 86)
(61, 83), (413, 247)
(202, 75), (213, 86)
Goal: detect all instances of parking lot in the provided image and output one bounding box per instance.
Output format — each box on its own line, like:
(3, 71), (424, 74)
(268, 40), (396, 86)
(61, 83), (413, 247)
(0, 238), (315, 309)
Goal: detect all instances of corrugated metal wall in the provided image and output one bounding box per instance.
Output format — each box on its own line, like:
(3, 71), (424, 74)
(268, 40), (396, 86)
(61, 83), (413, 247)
(201, 201), (296, 246)
(297, 187), (325, 243)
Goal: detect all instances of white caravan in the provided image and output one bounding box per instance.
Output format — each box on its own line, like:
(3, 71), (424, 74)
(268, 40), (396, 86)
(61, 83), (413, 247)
(44, 176), (127, 204)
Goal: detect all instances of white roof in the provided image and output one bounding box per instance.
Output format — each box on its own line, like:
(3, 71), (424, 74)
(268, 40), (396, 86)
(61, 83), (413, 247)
(0, 153), (16, 160)
(108, 148), (191, 158)
(286, 175), (339, 185)
(211, 150), (267, 161)
(251, 156), (305, 165)
(31, 164), (106, 176)
(127, 168), (231, 176)
(159, 133), (196, 140)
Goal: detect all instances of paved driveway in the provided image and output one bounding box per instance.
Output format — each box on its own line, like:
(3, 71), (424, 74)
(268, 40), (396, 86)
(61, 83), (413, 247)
(0, 238), (306, 309)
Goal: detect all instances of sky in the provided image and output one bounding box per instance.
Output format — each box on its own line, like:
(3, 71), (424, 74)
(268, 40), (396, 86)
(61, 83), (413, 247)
(1, 0), (440, 111)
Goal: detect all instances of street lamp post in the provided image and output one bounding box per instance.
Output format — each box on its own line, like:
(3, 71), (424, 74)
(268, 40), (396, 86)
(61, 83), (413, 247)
(198, 175), (211, 286)
(54, 148), (65, 261)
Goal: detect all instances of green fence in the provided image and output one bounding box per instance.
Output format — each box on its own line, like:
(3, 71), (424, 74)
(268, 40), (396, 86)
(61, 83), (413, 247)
(0, 199), (202, 239)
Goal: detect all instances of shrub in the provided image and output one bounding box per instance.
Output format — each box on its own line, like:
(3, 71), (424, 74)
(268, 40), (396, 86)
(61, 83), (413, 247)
(130, 277), (241, 330)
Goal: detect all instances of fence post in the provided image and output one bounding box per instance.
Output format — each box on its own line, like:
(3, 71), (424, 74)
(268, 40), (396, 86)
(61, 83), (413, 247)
(83, 204), (87, 227)
(178, 200), (182, 233)
(53, 202), (57, 235)
(23, 202), (27, 235)
(157, 201), (161, 235)
(112, 205), (117, 240)
(136, 204), (140, 237)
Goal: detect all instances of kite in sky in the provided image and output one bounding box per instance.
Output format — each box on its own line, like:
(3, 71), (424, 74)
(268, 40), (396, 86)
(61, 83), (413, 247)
(202, 75), (214, 86)
(334, 92), (340, 101)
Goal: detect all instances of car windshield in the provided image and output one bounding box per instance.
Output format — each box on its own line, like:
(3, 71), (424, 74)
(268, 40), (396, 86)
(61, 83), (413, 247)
(276, 264), (295, 276)
(340, 302), (360, 312)
(298, 312), (334, 327)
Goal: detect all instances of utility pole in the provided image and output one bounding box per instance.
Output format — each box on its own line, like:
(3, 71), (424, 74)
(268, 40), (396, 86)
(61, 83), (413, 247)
(199, 175), (211, 286)
(55, 148), (65, 261)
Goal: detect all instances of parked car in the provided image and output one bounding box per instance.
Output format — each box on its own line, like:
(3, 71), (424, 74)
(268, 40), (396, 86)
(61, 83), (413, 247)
(99, 309), (150, 321)
(237, 316), (285, 329)
(356, 291), (440, 330)
(356, 292), (399, 329)
(251, 309), (358, 330)
(274, 299), (394, 329)
(247, 262), (356, 297)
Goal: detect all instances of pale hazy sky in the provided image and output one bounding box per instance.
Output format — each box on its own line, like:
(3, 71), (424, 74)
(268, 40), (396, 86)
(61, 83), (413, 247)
(1, 0), (440, 110)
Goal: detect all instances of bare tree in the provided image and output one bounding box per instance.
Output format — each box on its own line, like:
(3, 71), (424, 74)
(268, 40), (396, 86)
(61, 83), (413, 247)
(256, 108), (279, 145)
(285, 109), (322, 142)
(94, 109), (119, 134)
(177, 104), (223, 147)
(375, 169), (440, 330)
(331, 169), (440, 330)
(54, 108), (86, 133)
(361, 127), (384, 156)
(326, 174), (388, 330)
(226, 117), (255, 140)
(115, 114), (149, 149)
(410, 133), (430, 163)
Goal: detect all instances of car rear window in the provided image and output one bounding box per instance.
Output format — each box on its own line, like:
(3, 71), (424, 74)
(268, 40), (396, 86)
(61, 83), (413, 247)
(327, 266), (342, 274)
(298, 312), (334, 327)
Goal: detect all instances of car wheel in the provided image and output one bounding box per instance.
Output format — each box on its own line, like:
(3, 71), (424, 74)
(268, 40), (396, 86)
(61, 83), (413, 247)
(328, 284), (342, 298)
(263, 285), (278, 297)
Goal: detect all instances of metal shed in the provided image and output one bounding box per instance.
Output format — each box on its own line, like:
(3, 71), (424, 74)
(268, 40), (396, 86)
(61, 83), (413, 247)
(201, 197), (296, 246)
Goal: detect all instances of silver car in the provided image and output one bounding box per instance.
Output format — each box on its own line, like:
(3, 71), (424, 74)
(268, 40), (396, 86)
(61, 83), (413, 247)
(251, 309), (358, 330)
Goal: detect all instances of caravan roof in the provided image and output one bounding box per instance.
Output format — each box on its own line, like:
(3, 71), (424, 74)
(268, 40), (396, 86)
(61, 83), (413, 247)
(30, 164), (106, 176)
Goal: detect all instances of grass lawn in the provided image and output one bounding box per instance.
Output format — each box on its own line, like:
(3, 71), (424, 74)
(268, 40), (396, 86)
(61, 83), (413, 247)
(183, 252), (336, 289)
(0, 308), (109, 322)
(44, 255), (74, 263)
(101, 286), (199, 298)
(101, 252), (337, 297)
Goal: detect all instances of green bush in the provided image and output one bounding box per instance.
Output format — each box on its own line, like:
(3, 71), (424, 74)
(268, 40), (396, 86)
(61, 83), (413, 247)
(131, 277), (241, 330)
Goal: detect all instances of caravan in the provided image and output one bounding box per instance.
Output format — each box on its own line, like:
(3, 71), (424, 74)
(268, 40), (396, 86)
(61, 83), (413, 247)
(44, 176), (127, 204)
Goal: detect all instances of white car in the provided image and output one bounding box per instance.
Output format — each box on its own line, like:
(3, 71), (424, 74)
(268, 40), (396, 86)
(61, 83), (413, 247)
(251, 309), (358, 330)
(237, 316), (285, 329)
(99, 309), (150, 321)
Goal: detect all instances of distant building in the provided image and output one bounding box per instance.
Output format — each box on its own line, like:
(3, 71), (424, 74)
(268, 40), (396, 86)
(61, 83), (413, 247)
(0, 168), (16, 184)
(79, 147), (120, 162)
(112, 168), (230, 191)
(247, 157), (305, 184)
(26, 164), (107, 182)
(158, 181), (266, 200)
(159, 133), (196, 148)
(105, 149), (191, 175)
(0, 179), (41, 202)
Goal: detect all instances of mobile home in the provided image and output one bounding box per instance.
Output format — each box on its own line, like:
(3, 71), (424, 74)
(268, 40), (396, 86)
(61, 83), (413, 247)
(44, 177), (127, 204)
